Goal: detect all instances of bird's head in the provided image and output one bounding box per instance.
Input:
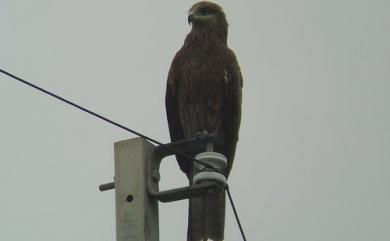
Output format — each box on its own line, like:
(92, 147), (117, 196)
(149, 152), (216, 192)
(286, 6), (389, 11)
(188, 1), (228, 31)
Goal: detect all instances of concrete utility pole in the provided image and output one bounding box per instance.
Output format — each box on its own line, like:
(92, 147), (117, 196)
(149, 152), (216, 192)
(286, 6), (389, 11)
(99, 135), (225, 241)
(114, 138), (159, 241)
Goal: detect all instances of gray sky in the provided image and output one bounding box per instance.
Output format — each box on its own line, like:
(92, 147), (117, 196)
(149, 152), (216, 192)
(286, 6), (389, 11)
(1, 0), (389, 241)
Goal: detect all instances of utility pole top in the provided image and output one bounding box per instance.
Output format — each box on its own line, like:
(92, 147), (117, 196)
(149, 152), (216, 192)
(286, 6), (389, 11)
(99, 135), (226, 241)
(114, 138), (158, 241)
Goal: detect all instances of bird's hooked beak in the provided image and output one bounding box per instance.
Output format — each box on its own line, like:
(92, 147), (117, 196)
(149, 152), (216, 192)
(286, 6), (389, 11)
(188, 14), (194, 25)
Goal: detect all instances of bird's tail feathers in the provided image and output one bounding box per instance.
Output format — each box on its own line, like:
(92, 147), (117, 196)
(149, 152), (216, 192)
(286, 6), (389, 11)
(187, 181), (226, 241)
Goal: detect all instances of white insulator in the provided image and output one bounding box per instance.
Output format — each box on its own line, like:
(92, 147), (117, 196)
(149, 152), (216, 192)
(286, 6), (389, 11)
(193, 151), (228, 186)
(193, 171), (227, 186)
(194, 152), (227, 171)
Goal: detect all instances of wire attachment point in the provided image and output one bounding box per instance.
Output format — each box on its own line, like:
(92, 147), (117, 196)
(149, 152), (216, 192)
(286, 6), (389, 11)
(193, 151), (227, 186)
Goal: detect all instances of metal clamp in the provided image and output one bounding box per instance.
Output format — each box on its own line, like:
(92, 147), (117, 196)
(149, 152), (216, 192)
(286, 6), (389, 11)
(147, 134), (225, 202)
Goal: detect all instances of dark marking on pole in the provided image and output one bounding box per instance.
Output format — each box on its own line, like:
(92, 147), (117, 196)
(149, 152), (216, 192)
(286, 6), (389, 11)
(126, 195), (134, 202)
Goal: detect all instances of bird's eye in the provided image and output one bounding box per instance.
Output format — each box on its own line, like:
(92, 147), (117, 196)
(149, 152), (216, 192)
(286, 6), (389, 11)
(199, 7), (211, 15)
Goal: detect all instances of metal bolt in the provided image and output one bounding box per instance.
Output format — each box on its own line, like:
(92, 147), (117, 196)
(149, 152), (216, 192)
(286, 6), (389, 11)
(152, 170), (161, 182)
(126, 195), (134, 202)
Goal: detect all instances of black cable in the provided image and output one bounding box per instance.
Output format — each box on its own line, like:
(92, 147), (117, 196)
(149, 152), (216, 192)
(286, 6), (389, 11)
(0, 67), (216, 170)
(226, 184), (247, 241)
(1, 67), (248, 240)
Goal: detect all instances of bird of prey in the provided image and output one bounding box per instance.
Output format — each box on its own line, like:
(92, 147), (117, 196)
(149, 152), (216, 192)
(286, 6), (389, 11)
(165, 2), (242, 241)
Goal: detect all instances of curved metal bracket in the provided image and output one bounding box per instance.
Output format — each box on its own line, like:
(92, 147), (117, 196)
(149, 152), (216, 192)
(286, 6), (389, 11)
(147, 134), (224, 203)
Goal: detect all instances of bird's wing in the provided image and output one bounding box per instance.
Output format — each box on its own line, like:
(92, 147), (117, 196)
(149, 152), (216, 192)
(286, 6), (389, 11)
(165, 51), (192, 176)
(224, 49), (243, 177)
(166, 53), (182, 141)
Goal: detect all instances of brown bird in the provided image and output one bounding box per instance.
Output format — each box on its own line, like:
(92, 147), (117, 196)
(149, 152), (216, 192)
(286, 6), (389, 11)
(165, 2), (242, 241)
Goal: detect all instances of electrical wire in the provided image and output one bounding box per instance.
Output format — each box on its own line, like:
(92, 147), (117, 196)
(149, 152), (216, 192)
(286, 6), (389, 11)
(0, 67), (248, 241)
(226, 184), (247, 241)
(0, 68), (215, 171)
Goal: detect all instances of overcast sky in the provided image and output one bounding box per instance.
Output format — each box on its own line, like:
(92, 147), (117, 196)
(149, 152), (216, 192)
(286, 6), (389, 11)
(1, 1), (389, 241)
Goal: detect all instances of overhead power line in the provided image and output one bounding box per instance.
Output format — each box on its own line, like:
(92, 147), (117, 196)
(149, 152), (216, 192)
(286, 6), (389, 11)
(227, 184), (247, 241)
(0, 68), (214, 170)
(0, 67), (247, 241)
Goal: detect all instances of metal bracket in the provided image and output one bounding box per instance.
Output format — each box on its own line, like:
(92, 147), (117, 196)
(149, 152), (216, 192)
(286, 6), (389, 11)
(147, 134), (224, 202)
(99, 134), (225, 203)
